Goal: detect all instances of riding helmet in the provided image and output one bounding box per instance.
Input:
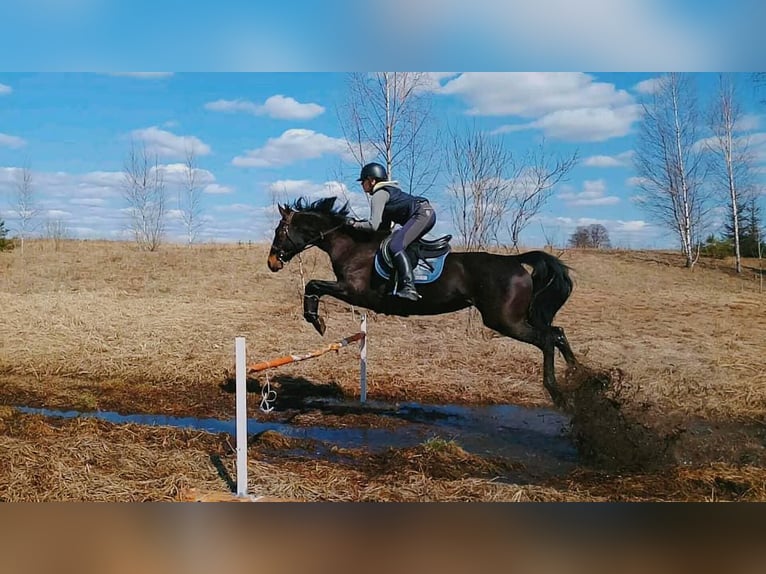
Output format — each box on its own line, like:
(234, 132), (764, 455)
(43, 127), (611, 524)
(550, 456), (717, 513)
(357, 162), (388, 182)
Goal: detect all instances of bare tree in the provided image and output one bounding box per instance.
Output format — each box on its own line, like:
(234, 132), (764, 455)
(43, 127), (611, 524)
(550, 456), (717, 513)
(43, 218), (70, 252)
(506, 142), (578, 251)
(633, 73), (708, 268)
(122, 142), (166, 251)
(445, 125), (577, 251)
(445, 123), (515, 250)
(568, 224), (611, 249)
(338, 72), (440, 195)
(754, 73), (766, 104)
(178, 146), (204, 246)
(14, 164), (40, 255)
(707, 73), (755, 273)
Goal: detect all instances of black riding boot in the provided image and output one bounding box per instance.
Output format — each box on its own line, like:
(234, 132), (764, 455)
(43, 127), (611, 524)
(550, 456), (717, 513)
(392, 251), (420, 301)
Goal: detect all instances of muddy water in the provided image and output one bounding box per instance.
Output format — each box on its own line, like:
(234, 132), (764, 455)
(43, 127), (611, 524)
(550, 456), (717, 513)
(17, 400), (577, 478)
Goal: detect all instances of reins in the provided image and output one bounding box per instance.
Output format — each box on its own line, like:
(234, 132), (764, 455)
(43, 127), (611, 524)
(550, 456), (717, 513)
(277, 211), (344, 262)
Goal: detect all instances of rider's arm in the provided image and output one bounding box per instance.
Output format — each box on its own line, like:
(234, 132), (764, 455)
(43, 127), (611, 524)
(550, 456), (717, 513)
(368, 188), (389, 231)
(352, 188), (389, 231)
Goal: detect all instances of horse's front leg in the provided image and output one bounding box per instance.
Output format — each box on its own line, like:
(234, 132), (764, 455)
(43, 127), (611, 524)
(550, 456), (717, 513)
(303, 280), (352, 336)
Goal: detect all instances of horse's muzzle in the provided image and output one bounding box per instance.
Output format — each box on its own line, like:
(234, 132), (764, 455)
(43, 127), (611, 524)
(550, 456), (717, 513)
(267, 252), (284, 272)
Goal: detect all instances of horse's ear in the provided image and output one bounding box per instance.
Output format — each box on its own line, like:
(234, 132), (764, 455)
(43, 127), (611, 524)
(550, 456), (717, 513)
(278, 203), (289, 218)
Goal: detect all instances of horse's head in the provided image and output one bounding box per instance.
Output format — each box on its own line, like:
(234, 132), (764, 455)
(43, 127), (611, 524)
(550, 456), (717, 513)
(267, 197), (346, 272)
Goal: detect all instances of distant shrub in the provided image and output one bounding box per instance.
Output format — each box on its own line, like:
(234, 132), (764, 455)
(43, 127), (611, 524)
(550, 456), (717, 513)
(700, 235), (732, 259)
(0, 219), (14, 252)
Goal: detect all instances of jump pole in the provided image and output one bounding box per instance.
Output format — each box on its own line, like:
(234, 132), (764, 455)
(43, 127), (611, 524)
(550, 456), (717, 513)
(234, 337), (248, 498)
(232, 316), (368, 498)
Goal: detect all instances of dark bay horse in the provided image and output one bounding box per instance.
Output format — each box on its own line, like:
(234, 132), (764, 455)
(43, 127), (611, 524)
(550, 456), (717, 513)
(267, 197), (578, 405)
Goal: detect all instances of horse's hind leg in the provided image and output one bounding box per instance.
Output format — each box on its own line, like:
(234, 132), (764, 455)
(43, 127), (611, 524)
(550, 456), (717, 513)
(481, 313), (563, 407)
(552, 326), (578, 368)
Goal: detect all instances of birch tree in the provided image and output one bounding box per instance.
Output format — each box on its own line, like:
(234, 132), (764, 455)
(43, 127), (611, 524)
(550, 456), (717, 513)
(178, 146), (204, 246)
(122, 142), (166, 251)
(707, 73), (754, 273)
(338, 72), (440, 196)
(445, 124), (515, 250)
(633, 73), (708, 268)
(14, 165), (39, 255)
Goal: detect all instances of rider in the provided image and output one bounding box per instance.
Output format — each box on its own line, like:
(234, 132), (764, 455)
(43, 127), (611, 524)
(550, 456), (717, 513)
(348, 162), (435, 301)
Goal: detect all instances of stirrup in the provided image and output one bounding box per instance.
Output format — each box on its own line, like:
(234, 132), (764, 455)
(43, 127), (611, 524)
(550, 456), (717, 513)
(395, 286), (421, 301)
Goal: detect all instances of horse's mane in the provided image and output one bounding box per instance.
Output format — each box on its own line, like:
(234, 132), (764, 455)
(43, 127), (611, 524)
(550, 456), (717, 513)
(286, 196), (389, 242)
(288, 196), (350, 221)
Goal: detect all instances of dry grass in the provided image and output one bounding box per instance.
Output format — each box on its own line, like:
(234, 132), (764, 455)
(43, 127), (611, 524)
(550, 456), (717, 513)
(3, 408), (764, 502)
(1, 240), (763, 419)
(1, 239), (765, 501)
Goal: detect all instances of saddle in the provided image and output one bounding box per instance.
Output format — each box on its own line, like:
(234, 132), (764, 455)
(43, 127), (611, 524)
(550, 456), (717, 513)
(374, 234), (452, 284)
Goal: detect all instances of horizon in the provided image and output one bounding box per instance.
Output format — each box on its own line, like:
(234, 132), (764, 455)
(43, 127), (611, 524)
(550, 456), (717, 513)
(1, 72), (765, 251)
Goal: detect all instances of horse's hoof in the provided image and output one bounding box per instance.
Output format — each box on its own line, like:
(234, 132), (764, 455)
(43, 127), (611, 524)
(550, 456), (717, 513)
(313, 317), (326, 336)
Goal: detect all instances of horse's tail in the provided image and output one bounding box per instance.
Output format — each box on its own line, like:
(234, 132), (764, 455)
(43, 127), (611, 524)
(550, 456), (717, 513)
(516, 250), (573, 328)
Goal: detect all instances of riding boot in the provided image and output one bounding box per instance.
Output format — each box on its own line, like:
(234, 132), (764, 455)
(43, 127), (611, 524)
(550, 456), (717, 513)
(392, 251), (421, 301)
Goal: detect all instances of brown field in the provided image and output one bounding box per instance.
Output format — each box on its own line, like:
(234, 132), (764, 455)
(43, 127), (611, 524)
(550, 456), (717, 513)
(1, 239), (764, 501)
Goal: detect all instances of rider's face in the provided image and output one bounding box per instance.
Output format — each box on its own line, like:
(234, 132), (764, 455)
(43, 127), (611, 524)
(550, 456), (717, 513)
(361, 178), (372, 194)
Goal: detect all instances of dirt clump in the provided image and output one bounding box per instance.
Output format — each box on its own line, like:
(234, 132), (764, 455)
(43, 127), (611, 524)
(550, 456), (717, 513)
(559, 364), (681, 471)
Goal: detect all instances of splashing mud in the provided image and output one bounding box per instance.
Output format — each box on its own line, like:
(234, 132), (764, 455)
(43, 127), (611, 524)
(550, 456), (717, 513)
(559, 364), (681, 471)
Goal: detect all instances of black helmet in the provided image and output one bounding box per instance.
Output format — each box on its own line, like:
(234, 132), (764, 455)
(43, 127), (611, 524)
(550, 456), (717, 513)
(357, 162), (387, 182)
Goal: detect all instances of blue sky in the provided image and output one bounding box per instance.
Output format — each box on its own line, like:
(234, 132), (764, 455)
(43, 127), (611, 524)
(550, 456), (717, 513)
(1, 0), (762, 70)
(1, 72), (765, 248)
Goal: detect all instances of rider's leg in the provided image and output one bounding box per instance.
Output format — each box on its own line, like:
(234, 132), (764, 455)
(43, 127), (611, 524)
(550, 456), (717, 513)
(389, 202), (436, 301)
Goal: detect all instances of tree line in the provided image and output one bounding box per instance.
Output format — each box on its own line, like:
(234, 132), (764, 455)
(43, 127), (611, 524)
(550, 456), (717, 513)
(2, 73), (764, 271)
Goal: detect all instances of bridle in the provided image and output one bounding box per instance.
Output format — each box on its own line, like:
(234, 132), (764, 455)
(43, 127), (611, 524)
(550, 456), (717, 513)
(274, 211), (344, 264)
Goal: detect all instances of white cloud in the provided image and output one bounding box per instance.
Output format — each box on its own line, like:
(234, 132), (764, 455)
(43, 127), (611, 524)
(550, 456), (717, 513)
(44, 209), (71, 219)
(205, 95), (324, 120)
(109, 72), (174, 79)
(203, 183), (233, 194)
(748, 132), (766, 164)
(159, 163), (216, 186)
(373, 0), (724, 69)
(695, 131), (766, 158)
(0, 133), (27, 148)
(584, 151), (634, 168)
(70, 197), (108, 207)
(558, 179), (620, 206)
(267, 179), (349, 198)
(626, 176), (650, 188)
(130, 127), (211, 158)
(0, 167), (127, 238)
(524, 106), (642, 142)
(232, 129), (351, 168)
(214, 203), (261, 214)
(441, 73), (634, 117)
(0, 83), (12, 95)
(633, 77), (663, 95)
(416, 73), (461, 93)
(734, 114), (760, 132)
(616, 220), (650, 232)
(0, 164), (230, 240)
(443, 73), (641, 142)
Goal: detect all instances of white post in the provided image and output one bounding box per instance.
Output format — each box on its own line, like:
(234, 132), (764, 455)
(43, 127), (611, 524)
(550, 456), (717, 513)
(235, 337), (248, 497)
(360, 314), (367, 403)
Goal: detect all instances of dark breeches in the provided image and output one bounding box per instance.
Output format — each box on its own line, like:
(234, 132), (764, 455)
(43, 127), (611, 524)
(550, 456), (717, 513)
(389, 202), (436, 254)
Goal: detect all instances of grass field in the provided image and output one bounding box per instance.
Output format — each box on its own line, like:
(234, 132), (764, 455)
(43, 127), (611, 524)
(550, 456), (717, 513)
(1, 239), (764, 501)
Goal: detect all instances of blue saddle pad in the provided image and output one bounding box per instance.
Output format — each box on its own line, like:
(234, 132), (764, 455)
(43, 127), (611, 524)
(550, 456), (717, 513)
(373, 251), (448, 284)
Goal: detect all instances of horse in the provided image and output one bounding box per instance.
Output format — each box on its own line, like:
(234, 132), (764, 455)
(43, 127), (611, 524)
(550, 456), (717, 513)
(267, 196), (579, 406)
